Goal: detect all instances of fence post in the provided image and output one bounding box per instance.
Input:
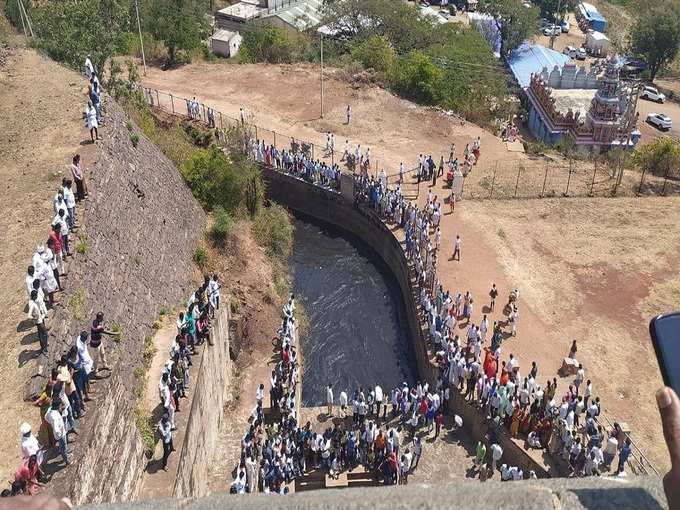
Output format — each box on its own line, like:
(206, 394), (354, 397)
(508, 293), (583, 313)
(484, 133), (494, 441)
(564, 162), (572, 197)
(170, 94), (174, 114)
(541, 163), (548, 197)
(202, 104), (207, 124)
(489, 164), (497, 199)
(589, 164), (597, 196)
(514, 165), (521, 198)
(155, 89), (159, 108)
(273, 131), (276, 148)
(637, 166), (647, 195)
(255, 125), (258, 141)
(220, 112), (223, 130)
(662, 166), (670, 195)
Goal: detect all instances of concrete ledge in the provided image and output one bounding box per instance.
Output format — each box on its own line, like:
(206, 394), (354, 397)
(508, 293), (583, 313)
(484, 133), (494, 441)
(81, 476), (667, 509)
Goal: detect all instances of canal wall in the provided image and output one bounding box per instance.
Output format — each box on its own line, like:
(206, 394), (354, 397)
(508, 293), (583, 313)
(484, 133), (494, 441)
(173, 305), (233, 498)
(261, 168), (551, 477)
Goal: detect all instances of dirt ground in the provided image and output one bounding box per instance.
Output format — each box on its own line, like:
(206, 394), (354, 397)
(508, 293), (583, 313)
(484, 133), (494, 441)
(143, 61), (676, 474)
(0, 39), (97, 479)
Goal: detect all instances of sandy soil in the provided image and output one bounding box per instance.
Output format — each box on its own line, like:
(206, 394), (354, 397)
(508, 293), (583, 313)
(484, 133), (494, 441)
(143, 61), (676, 473)
(0, 41), (97, 478)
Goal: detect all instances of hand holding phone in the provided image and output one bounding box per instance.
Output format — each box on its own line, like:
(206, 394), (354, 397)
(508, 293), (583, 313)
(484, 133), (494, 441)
(650, 312), (680, 395)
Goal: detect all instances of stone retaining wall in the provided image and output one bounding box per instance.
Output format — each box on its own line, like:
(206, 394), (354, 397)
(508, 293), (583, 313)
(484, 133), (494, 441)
(173, 305), (233, 498)
(45, 98), (205, 504)
(261, 168), (552, 477)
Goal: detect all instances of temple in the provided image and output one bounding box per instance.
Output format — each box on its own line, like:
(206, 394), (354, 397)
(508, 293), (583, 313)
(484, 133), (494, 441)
(525, 57), (641, 151)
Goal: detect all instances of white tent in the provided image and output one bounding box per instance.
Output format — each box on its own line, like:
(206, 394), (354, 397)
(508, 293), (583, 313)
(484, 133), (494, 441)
(585, 31), (610, 57)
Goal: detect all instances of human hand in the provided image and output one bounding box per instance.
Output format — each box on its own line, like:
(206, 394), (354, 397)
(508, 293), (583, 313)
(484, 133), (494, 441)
(0, 495), (72, 510)
(657, 387), (680, 509)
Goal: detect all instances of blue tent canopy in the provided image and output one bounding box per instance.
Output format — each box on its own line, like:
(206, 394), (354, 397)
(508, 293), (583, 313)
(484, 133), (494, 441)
(507, 43), (571, 88)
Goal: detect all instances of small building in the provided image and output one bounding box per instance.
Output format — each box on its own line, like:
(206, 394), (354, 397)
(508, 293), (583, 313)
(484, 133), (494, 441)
(215, 1), (265, 33)
(578, 2), (607, 33)
(258, 0), (323, 33)
(585, 31), (611, 57)
(211, 29), (243, 58)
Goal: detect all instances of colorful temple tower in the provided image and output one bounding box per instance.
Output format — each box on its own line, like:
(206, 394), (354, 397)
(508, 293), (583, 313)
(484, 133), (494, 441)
(585, 57), (622, 144)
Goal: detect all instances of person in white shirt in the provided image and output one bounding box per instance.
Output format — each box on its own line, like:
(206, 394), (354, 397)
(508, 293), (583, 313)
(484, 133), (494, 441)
(453, 235), (461, 261)
(84, 54), (94, 79)
(603, 435), (619, 469)
(256, 383), (265, 407)
(339, 390), (348, 418)
(490, 443), (503, 472)
(326, 384), (334, 416)
(76, 331), (94, 396)
(158, 415), (173, 471)
(28, 290), (48, 353)
(208, 274), (220, 317)
(52, 209), (71, 256)
(85, 100), (100, 142)
(45, 402), (68, 464)
(63, 180), (77, 229)
(20, 422), (43, 468)
(375, 385), (384, 419)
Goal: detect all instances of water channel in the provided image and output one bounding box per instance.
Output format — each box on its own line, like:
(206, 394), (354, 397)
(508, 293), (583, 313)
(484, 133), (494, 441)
(289, 215), (417, 406)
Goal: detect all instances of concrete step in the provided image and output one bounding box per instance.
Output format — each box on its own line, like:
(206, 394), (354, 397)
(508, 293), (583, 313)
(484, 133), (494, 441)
(325, 472), (348, 488)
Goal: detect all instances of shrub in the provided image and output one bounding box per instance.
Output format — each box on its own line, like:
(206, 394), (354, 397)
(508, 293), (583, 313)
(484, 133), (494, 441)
(251, 204), (294, 261)
(130, 133), (140, 147)
(75, 234), (88, 255)
(389, 51), (443, 104)
(134, 407), (156, 452)
(142, 335), (156, 368)
(209, 206), (233, 245)
(126, 120), (134, 131)
(350, 35), (396, 74)
(239, 25), (309, 64)
(67, 288), (86, 321)
(193, 246), (207, 268)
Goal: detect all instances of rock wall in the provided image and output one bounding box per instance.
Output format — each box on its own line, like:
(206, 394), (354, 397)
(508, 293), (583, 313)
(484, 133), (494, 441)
(45, 97), (205, 504)
(173, 305), (232, 498)
(261, 168), (552, 478)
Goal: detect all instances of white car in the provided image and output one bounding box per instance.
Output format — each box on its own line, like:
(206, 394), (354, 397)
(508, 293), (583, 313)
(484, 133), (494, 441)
(560, 20), (570, 32)
(543, 25), (560, 36)
(563, 46), (586, 60)
(647, 113), (672, 131)
(640, 86), (666, 103)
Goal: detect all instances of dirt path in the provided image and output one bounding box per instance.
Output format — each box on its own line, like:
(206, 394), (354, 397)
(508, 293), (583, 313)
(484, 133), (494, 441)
(0, 42), (97, 478)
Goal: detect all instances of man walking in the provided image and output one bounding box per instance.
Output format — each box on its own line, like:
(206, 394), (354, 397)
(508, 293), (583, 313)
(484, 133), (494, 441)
(28, 289), (48, 354)
(158, 415), (173, 471)
(453, 235), (461, 261)
(45, 401), (68, 465)
(489, 283), (498, 312)
(326, 383), (334, 416)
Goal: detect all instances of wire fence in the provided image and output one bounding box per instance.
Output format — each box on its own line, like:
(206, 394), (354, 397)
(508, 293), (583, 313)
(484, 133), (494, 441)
(142, 86), (680, 202)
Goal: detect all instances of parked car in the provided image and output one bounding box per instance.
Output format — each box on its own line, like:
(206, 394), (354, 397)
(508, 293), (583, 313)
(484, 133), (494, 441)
(640, 85), (666, 103)
(543, 25), (560, 36)
(560, 20), (570, 32)
(540, 17), (552, 27)
(575, 47), (586, 60)
(647, 113), (672, 131)
(563, 46), (576, 57)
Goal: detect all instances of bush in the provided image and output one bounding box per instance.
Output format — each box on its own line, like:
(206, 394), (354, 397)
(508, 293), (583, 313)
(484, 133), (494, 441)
(239, 25), (309, 64)
(193, 246), (207, 268)
(350, 35), (396, 74)
(180, 147), (262, 213)
(209, 206), (233, 245)
(130, 133), (140, 147)
(251, 204), (294, 261)
(389, 51), (443, 104)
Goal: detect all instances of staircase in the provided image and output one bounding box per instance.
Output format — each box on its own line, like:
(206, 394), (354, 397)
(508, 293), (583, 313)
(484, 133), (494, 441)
(294, 466), (378, 492)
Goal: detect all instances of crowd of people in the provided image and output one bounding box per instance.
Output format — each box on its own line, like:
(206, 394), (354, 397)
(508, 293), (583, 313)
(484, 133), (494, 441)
(5, 57), (103, 498)
(157, 275), (221, 471)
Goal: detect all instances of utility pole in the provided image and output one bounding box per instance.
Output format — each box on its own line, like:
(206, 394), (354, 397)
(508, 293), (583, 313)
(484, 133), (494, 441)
(549, 0), (562, 50)
(134, 0), (147, 76)
(320, 34), (324, 119)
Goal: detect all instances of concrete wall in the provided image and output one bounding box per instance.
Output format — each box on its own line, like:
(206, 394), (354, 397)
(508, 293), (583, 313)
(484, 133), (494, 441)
(261, 168), (555, 478)
(173, 306), (233, 498)
(44, 98), (205, 504)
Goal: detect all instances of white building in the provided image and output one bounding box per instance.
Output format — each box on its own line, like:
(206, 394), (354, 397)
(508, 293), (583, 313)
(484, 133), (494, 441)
(211, 29), (243, 58)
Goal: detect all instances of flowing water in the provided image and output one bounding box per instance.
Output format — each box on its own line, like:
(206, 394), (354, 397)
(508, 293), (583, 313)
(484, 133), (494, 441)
(289, 215), (417, 406)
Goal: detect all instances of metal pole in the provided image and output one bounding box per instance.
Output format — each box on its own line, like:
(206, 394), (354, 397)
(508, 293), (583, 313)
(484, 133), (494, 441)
(541, 163), (548, 197)
(220, 112), (223, 130)
(273, 131), (276, 148)
(320, 35), (324, 119)
(564, 159), (573, 196)
(134, 0), (147, 76)
(514, 165), (521, 197)
(589, 164), (597, 196)
(489, 164), (497, 198)
(17, 0), (27, 37)
(155, 89), (159, 107)
(637, 166), (647, 195)
(19, 0), (34, 37)
(170, 94), (174, 113)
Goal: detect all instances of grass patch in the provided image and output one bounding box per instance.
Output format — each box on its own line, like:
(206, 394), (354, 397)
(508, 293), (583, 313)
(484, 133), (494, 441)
(497, 228), (507, 240)
(251, 204), (294, 261)
(133, 407), (156, 452)
(263, 287), (276, 305)
(130, 133), (140, 148)
(126, 119), (134, 131)
(209, 206), (233, 246)
(75, 234), (88, 255)
(230, 296), (240, 315)
(133, 366), (145, 379)
(142, 335), (156, 368)
(110, 322), (123, 343)
(193, 246), (208, 268)
(66, 288), (86, 321)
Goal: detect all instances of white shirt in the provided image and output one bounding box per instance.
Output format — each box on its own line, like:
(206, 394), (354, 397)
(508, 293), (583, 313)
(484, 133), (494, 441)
(339, 391), (348, 407)
(76, 335), (94, 374)
(63, 186), (76, 208)
(45, 409), (65, 440)
(491, 443), (503, 460)
(21, 434), (40, 459)
(375, 385), (383, 402)
(326, 387), (333, 405)
(52, 213), (69, 235)
(28, 299), (45, 324)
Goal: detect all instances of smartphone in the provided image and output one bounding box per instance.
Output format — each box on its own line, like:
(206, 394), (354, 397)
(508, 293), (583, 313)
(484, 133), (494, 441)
(650, 312), (680, 395)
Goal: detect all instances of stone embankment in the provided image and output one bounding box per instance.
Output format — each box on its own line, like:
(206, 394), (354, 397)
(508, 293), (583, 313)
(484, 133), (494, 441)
(42, 97), (205, 504)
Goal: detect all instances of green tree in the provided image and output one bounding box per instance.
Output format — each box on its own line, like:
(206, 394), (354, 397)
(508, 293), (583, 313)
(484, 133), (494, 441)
(630, 7), (680, 81)
(350, 34), (396, 73)
(239, 25), (308, 64)
(389, 51), (443, 104)
(31, 0), (131, 72)
(149, 0), (208, 65)
(478, 0), (538, 56)
(535, 0), (567, 21)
